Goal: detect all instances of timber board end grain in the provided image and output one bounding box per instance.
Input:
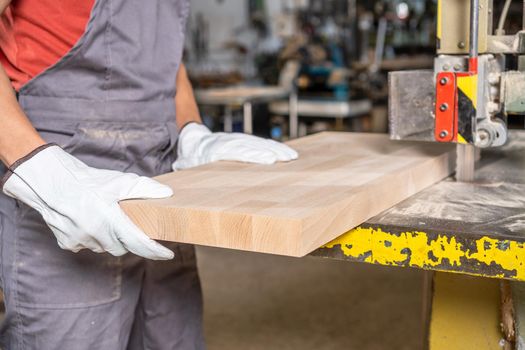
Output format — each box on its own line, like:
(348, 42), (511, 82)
(121, 132), (455, 257)
(120, 202), (305, 256)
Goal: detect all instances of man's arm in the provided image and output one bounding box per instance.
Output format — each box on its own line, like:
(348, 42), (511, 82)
(0, 64), (46, 166)
(0, 2), (46, 166)
(0, 66), (173, 260)
(174, 63), (202, 130)
(0, 0), (10, 13)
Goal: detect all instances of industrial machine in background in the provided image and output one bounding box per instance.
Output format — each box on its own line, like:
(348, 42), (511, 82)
(390, 0), (525, 180)
(277, 0), (436, 101)
(265, 0), (437, 136)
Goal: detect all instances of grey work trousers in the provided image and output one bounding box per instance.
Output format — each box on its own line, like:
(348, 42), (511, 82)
(0, 122), (205, 349)
(0, 192), (205, 350)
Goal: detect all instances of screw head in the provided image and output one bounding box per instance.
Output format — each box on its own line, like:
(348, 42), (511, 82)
(439, 130), (449, 138)
(453, 64), (462, 71)
(477, 129), (491, 147)
(439, 103), (448, 112)
(439, 77), (448, 85)
(458, 41), (466, 49)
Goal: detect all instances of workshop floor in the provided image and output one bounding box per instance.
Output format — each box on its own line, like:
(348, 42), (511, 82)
(198, 247), (425, 350)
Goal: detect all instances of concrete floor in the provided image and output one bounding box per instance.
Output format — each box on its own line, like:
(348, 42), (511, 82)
(0, 247), (424, 349)
(198, 247), (425, 350)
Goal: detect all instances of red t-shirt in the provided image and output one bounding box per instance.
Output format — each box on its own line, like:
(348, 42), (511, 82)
(0, 0), (94, 91)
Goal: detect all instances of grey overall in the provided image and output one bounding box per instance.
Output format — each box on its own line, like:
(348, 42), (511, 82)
(0, 0), (205, 349)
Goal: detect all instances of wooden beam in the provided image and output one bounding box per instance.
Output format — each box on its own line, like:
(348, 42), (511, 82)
(121, 132), (455, 257)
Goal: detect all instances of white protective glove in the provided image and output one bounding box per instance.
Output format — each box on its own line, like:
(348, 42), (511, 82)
(2, 145), (174, 260)
(173, 123), (298, 170)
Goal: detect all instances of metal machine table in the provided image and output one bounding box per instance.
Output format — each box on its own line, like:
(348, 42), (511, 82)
(309, 131), (525, 349)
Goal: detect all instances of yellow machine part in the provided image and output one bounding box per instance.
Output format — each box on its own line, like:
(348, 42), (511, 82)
(429, 273), (501, 350)
(437, 0), (491, 54)
(323, 227), (525, 281)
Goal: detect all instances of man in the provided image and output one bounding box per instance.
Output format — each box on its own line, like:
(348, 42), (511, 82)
(0, 0), (297, 349)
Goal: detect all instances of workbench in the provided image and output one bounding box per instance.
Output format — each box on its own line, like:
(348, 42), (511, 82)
(269, 99), (372, 134)
(195, 86), (297, 137)
(310, 131), (525, 349)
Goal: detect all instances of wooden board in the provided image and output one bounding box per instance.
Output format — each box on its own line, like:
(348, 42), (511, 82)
(121, 132), (455, 257)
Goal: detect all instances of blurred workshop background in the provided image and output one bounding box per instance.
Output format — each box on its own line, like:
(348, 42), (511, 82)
(185, 0), (437, 140)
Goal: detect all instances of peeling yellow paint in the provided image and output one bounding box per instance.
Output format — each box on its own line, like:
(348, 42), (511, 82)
(323, 227), (525, 281)
(468, 237), (525, 278)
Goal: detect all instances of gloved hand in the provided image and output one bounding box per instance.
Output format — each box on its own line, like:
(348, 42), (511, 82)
(173, 123), (298, 170)
(2, 144), (174, 260)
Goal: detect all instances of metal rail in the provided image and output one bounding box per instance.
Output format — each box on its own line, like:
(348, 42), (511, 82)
(469, 0), (480, 72)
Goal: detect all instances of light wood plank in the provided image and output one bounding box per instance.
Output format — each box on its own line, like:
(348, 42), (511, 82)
(121, 132), (455, 257)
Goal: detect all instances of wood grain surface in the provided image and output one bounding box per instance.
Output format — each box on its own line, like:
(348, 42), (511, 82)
(121, 132), (455, 257)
